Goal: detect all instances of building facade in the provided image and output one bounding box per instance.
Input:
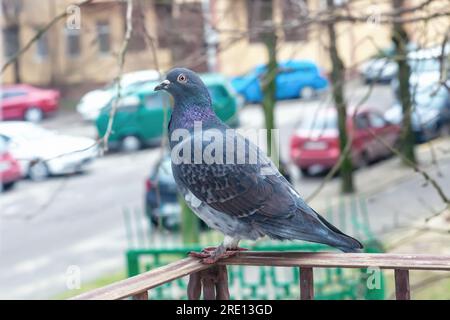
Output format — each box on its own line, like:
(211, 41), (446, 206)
(0, 0), (447, 86)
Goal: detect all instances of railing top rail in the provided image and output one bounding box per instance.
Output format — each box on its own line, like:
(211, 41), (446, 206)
(218, 252), (450, 271)
(71, 252), (450, 300)
(72, 257), (209, 300)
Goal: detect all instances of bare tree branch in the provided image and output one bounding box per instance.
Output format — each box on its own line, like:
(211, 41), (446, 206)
(367, 129), (450, 212)
(101, 0), (134, 152)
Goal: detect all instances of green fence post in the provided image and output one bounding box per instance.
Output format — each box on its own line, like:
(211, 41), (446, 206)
(179, 197), (200, 245)
(127, 251), (139, 278)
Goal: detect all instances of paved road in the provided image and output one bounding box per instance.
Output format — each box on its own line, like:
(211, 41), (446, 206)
(0, 81), (402, 299)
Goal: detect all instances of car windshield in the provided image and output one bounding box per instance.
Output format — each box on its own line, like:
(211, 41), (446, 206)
(0, 124), (54, 141)
(0, 136), (7, 153)
(299, 110), (337, 131)
(410, 58), (439, 73)
(156, 158), (174, 183)
(1, 89), (27, 99)
(103, 77), (142, 91)
(208, 85), (228, 101)
(104, 72), (159, 91)
(413, 88), (448, 108)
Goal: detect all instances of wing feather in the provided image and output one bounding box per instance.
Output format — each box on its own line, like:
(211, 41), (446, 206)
(172, 129), (298, 219)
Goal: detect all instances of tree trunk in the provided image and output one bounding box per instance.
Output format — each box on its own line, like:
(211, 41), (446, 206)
(392, 0), (416, 164)
(261, 30), (279, 166)
(13, 20), (21, 83)
(326, 0), (354, 194)
(13, 56), (21, 83)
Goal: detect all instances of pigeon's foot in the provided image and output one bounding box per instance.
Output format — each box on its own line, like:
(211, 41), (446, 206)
(189, 246), (248, 264)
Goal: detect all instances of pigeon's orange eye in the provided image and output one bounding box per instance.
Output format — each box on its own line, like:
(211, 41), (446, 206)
(177, 74), (187, 84)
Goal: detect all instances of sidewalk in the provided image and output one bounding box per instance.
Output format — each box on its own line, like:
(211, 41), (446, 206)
(304, 137), (450, 235)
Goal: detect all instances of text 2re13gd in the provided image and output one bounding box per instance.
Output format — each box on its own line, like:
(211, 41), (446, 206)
(176, 304), (273, 317)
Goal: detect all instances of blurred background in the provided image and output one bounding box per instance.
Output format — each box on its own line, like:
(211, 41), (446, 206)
(0, 0), (449, 299)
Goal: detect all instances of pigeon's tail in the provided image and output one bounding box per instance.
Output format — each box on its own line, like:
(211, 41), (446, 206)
(314, 212), (364, 253)
(258, 208), (363, 253)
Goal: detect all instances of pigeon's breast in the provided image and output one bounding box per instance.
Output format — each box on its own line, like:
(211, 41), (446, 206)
(183, 188), (263, 240)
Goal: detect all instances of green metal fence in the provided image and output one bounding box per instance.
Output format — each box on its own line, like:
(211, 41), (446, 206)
(123, 195), (385, 300)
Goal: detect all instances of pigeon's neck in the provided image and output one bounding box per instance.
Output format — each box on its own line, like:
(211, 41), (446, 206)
(168, 101), (222, 143)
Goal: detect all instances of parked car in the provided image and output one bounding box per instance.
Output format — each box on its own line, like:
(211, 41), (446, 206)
(1, 84), (60, 122)
(391, 44), (450, 97)
(290, 107), (401, 175)
(0, 122), (98, 181)
(231, 60), (328, 103)
(359, 57), (398, 84)
(145, 155), (207, 231)
(76, 69), (160, 121)
(96, 73), (241, 152)
(0, 136), (21, 191)
(359, 43), (417, 83)
(385, 87), (450, 143)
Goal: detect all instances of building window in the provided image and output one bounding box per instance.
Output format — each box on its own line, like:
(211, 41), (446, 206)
(97, 21), (110, 53)
(282, 0), (308, 42)
(3, 26), (19, 58)
(247, 0), (273, 43)
(65, 28), (81, 57)
(319, 0), (348, 9)
(155, 2), (173, 49)
(35, 29), (49, 59)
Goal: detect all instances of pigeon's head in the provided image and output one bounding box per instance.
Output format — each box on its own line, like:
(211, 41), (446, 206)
(154, 68), (210, 104)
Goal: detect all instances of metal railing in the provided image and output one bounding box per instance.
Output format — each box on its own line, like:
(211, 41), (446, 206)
(71, 252), (450, 300)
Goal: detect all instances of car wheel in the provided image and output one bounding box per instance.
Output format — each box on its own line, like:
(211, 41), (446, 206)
(300, 167), (309, 176)
(2, 181), (16, 191)
(120, 135), (142, 152)
(28, 160), (49, 181)
(300, 86), (315, 100)
(162, 217), (180, 231)
(24, 107), (44, 122)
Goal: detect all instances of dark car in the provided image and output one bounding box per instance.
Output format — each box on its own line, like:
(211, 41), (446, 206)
(1, 84), (60, 122)
(145, 155), (208, 231)
(385, 87), (450, 143)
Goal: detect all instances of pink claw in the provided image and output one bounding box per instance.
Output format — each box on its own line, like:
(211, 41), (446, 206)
(188, 246), (248, 264)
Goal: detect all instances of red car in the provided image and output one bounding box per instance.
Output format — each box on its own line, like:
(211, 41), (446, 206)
(290, 107), (401, 175)
(1, 84), (60, 122)
(0, 139), (21, 190)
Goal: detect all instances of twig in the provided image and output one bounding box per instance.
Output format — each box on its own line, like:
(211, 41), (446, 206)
(367, 128), (450, 215)
(305, 55), (389, 202)
(101, 0), (134, 152)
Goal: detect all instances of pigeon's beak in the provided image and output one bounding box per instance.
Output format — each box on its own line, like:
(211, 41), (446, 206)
(154, 79), (170, 91)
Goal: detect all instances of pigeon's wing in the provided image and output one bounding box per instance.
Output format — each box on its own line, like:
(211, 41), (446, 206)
(171, 129), (302, 219)
(172, 129), (363, 251)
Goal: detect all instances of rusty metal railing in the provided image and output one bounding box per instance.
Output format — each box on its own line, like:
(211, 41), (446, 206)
(71, 252), (450, 300)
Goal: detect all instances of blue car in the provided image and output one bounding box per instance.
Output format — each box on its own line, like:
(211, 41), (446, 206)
(230, 60), (328, 103)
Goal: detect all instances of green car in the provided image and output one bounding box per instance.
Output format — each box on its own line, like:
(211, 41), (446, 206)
(96, 73), (241, 151)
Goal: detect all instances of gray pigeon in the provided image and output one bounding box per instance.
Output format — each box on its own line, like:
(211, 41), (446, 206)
(155, 68), (363, 263)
